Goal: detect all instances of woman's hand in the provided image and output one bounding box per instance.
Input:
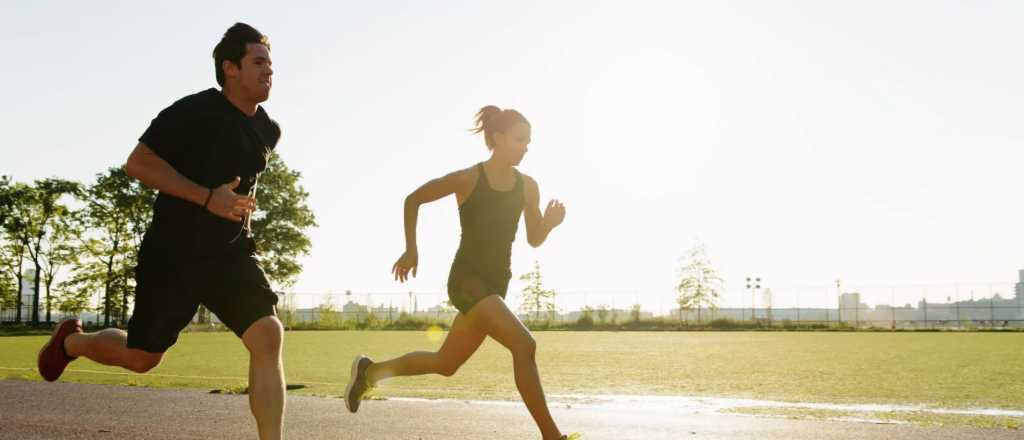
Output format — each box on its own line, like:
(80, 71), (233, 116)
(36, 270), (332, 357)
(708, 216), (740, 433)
(543, 199), (566, 230)
(392, 250), (419, 283)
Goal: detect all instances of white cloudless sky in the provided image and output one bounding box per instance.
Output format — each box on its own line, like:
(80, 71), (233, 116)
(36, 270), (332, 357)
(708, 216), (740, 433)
(2, 1), (1021, 309)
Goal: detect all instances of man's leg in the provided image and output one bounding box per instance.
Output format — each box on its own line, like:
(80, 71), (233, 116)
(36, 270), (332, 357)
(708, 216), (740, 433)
(241, 316), (285, 440)
(39, 272), (186, 382)
(65, 328), (164, 373)
(49, 262), (195, 379)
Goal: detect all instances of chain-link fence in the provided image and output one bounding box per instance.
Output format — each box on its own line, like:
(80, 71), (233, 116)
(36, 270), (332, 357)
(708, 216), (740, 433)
(269, 282), (1024, 330)
(4, 282), (1022, 329)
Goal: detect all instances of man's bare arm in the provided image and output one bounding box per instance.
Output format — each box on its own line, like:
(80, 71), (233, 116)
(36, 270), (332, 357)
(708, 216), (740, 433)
(125, 142), (254, 222)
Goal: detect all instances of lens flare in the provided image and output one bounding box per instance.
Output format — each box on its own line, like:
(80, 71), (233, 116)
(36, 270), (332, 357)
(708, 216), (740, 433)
(425, 325), (444, 343)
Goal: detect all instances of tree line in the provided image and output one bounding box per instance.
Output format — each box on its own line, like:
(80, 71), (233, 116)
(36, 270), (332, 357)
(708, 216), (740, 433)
(0, 152), (315, 327)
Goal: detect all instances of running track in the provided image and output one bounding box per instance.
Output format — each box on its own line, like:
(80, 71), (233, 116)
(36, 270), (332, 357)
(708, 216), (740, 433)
(0, 381), (1017, 439)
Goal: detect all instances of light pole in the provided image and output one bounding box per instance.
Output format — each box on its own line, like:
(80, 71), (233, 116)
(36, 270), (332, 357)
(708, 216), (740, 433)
(746, 277), (761, 321)
(836, 279), (842, 324)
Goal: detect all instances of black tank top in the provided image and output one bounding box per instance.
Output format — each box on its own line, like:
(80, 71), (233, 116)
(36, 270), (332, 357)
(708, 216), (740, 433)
(454, 163), (524, 273)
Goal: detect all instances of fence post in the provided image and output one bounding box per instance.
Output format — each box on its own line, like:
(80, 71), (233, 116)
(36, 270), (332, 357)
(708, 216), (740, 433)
(923, 297), (928, 329)
(796, 288), (801, 323)
(825, 289), (831, 326)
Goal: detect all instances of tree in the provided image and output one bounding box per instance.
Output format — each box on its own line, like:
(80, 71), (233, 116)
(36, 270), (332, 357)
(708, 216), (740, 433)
(55, 271), (96, 316)
(676, 241), (725, 323)
(519, 260), (557, 321)
(0, 177), (19, 317)
(39, 210), (80, 322)
(630, 303), (643, 322)
(20, 178), (81, 324)
(250, 152), (317, 288)
(66, 168), (153, 326)
(0, 176), (13, 234)
(595, 305), (610, 324)
(1, 182), (33, 323)
(0, 240), (16, 314)
(0, 177), (13, 313)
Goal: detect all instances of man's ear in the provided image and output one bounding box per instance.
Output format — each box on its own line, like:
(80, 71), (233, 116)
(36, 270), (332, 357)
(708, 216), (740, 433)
(222, 59), (240, 82)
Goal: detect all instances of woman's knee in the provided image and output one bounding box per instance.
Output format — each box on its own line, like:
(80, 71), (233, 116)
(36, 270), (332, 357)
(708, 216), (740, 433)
(437, 355), (464, 377)
(510, 334), (537, 359)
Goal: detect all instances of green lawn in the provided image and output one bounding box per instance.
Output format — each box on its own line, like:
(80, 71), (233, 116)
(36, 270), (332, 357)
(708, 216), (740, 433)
(3, 331), (1023, 411)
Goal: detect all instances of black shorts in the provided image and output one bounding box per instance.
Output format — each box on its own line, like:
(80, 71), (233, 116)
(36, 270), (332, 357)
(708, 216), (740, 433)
(126, 252), (278, 354)
(447, 260), (510, 315)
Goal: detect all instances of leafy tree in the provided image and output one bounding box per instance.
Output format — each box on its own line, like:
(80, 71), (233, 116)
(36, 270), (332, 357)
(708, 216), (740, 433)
(55, 265), (98, 316)
(0, 176), (13, 233)
(65, 168), (152, 326)
(576, 306), (594, 327)
(519, 260), (557, 321)
(0, 241), (15, 313)
(250, 152), (317, 288)
(19, 179), (81, 323)
(39, 210), (80, 322)
(2, 182), (34, 322)
(630, 303), (642, 322)
(595, 305), (610, 324)
(676, 241), (725, 323)
(0, 177), (21, 314)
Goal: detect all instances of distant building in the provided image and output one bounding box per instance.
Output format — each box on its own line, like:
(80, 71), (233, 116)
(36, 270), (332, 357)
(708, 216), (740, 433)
(839, 292), (870, 323)
(342, 301), (368, 314)
(839, 292), (869, 310)
(1016, 269), (1023, 300)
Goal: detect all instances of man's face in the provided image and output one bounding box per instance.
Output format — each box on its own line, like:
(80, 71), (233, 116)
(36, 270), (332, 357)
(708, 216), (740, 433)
(225, 43), (273, 103)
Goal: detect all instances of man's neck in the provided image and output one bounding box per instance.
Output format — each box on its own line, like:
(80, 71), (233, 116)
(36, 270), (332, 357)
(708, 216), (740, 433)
(221, 86), (258, 117)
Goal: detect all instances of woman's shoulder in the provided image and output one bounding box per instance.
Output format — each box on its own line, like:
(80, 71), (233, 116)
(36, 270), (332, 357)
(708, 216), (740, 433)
(442, 163), (481, 191)
(516, 169), (537, 189)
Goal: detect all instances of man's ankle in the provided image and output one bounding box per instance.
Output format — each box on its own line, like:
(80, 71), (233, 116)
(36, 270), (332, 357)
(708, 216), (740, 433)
(63, 332), (85, 358)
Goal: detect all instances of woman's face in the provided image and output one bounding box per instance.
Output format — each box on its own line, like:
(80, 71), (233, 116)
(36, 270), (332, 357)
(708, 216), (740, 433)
(492, 122), (531, 166)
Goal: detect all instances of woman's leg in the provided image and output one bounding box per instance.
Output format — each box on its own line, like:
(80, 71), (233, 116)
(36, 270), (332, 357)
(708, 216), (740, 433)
(365, 313), (486, 384)
(467, 295), (562, 440)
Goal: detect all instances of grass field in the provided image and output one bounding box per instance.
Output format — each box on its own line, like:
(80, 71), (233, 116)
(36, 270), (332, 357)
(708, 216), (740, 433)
(3, 331), (1023, 427)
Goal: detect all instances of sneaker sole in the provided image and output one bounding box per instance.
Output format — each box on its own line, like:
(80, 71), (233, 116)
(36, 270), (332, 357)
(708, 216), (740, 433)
(37, 320), (71, 382)
(344, 355), (364, 413)
(36, 340), (53, 380)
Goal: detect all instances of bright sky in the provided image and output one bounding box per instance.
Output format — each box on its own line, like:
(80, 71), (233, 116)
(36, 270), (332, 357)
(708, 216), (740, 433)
(2, 1), (1022, 310)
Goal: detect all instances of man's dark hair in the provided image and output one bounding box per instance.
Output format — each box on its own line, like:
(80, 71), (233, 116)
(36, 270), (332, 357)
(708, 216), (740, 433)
(213, 23), (270, 86)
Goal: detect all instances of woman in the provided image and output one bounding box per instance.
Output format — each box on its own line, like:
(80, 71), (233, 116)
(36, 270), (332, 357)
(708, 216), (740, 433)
(344, 106), (577, 439)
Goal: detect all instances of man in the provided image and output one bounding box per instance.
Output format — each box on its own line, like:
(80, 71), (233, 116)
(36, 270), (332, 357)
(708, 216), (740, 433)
(37, 22), (286, 440)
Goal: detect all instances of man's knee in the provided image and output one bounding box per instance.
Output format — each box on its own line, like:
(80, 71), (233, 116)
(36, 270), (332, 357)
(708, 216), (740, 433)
(126, 352), (163, 373)
(242, 316), (284, 358)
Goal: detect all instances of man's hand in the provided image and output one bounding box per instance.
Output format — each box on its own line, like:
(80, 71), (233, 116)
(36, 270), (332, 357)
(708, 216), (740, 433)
(205, 177), (256, 222)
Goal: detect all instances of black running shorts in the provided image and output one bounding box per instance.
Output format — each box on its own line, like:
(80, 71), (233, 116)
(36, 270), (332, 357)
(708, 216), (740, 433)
(126, 252), (278, 353)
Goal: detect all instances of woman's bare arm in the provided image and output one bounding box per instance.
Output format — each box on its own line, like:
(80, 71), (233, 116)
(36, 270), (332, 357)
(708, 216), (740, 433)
(392, 168), (474, 282)
(522, 174), (565, 248)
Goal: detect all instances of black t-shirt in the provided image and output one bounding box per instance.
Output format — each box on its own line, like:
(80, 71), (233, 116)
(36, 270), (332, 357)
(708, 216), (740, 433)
(138, 88), (280, 262)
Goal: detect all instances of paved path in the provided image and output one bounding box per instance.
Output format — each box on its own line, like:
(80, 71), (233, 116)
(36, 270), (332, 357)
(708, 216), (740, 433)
(0, 380), (1018, 439)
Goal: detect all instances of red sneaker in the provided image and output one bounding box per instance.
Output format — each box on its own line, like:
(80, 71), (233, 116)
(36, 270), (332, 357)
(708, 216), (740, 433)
(37, 319), (83, 382)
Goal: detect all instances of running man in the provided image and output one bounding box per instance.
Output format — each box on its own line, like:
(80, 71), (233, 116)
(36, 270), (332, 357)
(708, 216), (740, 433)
(36, 23), (286, 440)
(344, 106), (578, 440)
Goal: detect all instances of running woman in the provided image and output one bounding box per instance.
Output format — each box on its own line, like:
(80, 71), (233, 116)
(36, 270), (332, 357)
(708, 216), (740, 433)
(344, 106), (577, 440)
(36, 23), (286, 440)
